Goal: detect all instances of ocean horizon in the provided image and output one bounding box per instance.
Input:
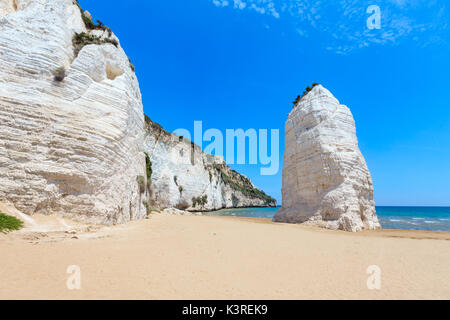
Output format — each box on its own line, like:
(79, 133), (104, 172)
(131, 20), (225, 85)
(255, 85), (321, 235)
(205, 206), (450, 232)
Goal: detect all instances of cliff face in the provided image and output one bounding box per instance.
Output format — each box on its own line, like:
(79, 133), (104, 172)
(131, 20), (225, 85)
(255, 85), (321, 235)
(0, 0), (275, 224)
(144, 118), (276, 211)
(0, 0), (147, 224)
(274, 85), (380, 232)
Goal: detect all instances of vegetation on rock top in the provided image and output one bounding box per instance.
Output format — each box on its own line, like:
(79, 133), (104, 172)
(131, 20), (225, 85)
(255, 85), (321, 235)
(221, 171), (275, 203)
(144, 114), (172, 136)
(213, 164), (275, 203)
(74, 0), (113, 35)
(74, 1), (137, 73)
(292, 83), (320, 107)
(72, 32), (118, 57)
(72, 0), (131, 64)
(128, 57), (135, 73)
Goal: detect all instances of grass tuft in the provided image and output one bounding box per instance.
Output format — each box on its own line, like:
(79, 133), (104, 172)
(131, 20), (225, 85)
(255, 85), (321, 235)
(0, 213), (24, 234)
(143, 201), (157, 216)
(53, 66), (66, 82)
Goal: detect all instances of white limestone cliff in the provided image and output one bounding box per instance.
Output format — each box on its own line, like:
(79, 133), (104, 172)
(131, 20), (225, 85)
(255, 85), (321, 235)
(0, 0), (147, 224)
(0, 0), (275, 224)
(273, 85), (380, 232)
(144, 118), (276, 211)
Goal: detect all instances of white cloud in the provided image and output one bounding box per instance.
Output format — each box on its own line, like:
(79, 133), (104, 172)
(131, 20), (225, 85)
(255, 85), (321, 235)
(234, 0), (247, 10)
(210, 0), (280, 19)
(209, 0), (449, 54)
(212, 0), (229, 7)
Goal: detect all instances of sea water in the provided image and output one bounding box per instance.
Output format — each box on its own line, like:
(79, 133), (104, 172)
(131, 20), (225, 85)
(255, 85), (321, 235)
(205, 206), (450, 232)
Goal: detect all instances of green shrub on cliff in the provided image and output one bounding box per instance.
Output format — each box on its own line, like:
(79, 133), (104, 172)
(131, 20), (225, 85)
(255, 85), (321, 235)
(128, 57), (135, 72)
(144, 152), (152, 187)
(220, 172), (275, 203)
(0, 213), (24, 234)
(53, 66), (66, 82)
(75, 0), (113, 35)
(137, 175), (146, 193)
(143, 201), (157, 216)
(81, 12), (96, 30)
(72, 32), (118, 57)
(95, 20), (113, 37)
(293, 83), (320, 107)
(192, 195), (208, 208)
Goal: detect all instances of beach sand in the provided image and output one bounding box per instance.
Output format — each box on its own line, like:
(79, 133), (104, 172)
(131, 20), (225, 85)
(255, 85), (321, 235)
(0, 213), (449, 300)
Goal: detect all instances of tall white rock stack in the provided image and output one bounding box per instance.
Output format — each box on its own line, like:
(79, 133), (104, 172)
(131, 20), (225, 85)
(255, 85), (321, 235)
(0, 0), (147, 224)
(274, 85), (380, 232)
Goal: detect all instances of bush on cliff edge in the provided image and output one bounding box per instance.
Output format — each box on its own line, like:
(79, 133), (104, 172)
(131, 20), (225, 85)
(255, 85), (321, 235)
(292, 83), (320, 107)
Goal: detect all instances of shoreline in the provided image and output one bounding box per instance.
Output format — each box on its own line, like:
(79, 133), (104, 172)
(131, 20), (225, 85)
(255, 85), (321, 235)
(188, 205), (279, 214)
(209, 215), (450, 241)
(199, 206), (450, 234)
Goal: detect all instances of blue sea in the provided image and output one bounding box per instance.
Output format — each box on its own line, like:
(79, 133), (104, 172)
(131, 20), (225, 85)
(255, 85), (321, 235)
(205, 207), (450, 232)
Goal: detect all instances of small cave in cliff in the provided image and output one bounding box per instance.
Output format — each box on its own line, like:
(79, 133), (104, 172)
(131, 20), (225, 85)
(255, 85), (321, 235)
(106, 64), (124, 80)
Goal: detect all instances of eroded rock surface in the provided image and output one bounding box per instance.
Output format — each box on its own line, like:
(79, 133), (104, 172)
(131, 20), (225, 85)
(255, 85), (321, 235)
(0, 0), (275, 224)
(0, 0), (147, 224)
(274, 85), (380, 232)
(144, 118), (276, 211)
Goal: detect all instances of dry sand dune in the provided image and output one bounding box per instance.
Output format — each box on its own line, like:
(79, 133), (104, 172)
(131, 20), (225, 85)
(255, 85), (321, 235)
(1, 213), (449, 300)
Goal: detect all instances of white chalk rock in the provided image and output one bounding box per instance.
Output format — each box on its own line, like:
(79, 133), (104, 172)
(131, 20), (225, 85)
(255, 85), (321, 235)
(144, 119), (277, 211)
(0, 0), (147, 224)
(274, 85), (380, 232)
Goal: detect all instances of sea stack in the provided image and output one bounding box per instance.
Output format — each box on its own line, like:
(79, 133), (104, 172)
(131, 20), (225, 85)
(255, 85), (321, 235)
(274, 85), (380, 232)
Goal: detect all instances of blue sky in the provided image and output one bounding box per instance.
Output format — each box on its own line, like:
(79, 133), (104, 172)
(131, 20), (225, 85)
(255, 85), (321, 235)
(79, 0), (450, 206)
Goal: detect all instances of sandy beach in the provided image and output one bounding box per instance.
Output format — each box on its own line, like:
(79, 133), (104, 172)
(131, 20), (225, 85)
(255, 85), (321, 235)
(1, 213), (449, 300)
